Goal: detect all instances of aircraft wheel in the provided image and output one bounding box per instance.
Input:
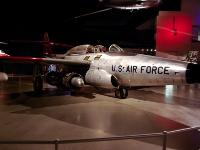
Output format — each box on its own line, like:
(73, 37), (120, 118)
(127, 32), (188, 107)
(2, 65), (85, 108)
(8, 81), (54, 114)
(115, 88), (128, 99)
(33, 76), (43, 92)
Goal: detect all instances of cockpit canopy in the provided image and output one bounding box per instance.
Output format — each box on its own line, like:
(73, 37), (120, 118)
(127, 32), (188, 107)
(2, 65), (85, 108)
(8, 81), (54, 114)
(108, 44), (124, 53)
(65, 44), (124, 56)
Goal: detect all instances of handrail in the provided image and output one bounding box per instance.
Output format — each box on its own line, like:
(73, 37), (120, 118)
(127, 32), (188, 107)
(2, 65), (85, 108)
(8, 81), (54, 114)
(0, 126), (199, 150)
(0, 132), (163, 144)
(166, 126), (200, 134)
(60, 132), (163, 144)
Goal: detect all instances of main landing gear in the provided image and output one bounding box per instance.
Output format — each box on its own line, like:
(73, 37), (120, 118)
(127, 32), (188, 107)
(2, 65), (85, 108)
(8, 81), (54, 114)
(33, 64), (43, 93)
(115, 87), (128, 99)
(33, 75), (43, 93)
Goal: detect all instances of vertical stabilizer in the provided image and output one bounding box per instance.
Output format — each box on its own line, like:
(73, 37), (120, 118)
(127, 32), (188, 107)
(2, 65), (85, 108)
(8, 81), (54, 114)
(43, 32), (53, 57)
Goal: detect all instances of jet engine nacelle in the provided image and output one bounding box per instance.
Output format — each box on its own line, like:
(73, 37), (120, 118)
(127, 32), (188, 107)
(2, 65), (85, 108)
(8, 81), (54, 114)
(46, 71), (84, 89)
(85, 69), (119, 88)
(62, 73), (84, 89)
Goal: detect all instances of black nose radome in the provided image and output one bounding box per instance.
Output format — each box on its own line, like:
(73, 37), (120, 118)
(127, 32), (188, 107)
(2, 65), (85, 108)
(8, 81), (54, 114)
(186, 63), (200, 84)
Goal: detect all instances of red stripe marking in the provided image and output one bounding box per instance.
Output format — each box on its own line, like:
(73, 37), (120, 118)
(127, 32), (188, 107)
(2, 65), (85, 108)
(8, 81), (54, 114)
(0, 56), (44, 62)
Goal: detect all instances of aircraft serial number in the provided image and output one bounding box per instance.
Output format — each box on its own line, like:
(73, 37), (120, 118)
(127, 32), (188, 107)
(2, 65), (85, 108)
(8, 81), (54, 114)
(112, 65), (170, 75)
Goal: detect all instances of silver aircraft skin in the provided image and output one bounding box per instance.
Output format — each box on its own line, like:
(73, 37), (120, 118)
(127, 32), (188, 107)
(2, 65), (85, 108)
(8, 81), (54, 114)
(0, 50), (9, 81)
(0, 72), (8, 81)
(0, 44), (199, 98)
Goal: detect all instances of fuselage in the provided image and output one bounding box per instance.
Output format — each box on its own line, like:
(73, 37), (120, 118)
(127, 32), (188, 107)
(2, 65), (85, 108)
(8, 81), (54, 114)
(62, 52), (190, 88)
(1, 44), (198, 99)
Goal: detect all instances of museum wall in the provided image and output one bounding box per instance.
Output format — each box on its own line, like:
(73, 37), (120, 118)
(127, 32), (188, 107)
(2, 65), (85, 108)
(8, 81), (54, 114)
(156, 0), (200, 54)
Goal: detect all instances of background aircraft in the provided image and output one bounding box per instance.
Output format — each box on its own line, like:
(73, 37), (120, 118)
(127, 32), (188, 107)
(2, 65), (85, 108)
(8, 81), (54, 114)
(101, 0), (160, 10)
(0, 50), (9, 81)
(0, 41), (200, 99)
(0, 72), (8, 81)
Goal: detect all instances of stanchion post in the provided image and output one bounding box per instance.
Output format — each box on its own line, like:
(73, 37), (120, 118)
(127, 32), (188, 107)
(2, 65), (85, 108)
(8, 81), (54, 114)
(55, 138), (60, 150)
(162, 131), (167, 150)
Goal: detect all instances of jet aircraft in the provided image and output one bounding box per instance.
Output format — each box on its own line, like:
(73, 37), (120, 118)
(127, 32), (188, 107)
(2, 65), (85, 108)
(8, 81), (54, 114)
(0, 43), (200, 99)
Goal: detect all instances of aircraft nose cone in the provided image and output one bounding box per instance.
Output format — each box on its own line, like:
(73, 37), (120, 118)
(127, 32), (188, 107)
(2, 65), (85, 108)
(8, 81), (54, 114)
(186, 63), (200, 83)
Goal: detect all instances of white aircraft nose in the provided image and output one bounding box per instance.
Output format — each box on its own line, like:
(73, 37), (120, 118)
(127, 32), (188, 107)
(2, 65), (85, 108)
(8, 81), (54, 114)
(0, 72), (8, 81)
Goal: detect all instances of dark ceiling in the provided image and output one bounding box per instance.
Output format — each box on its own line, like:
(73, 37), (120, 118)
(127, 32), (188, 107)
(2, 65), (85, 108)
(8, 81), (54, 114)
(0, 0), (182, 55)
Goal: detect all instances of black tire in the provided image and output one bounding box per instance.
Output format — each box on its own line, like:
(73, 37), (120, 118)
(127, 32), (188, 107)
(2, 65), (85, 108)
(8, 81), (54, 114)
(33, 76), (43, 93)
(115, 88), (128, 99)
(115, 89), (120, 98)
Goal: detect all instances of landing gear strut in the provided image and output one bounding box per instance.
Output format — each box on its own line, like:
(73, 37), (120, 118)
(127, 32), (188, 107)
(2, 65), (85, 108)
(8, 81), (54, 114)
(33, 76), (43, 92)
(33, 64), (43, 93)
(115, 87), (128, 99)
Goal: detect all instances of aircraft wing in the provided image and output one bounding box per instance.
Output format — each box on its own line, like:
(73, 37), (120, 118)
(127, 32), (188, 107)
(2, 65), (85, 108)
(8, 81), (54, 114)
(0, 56), (90, 66)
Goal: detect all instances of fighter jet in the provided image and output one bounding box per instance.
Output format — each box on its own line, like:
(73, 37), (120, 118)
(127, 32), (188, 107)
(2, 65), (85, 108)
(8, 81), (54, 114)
(0, 43), (200, 99)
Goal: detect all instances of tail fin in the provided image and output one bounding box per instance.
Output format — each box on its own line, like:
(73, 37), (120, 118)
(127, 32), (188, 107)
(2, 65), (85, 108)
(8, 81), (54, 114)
(43, 32), (53, 57)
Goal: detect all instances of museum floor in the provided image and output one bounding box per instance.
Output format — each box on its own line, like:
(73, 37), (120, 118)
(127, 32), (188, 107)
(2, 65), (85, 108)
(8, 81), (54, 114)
(0, 76), (199, 150)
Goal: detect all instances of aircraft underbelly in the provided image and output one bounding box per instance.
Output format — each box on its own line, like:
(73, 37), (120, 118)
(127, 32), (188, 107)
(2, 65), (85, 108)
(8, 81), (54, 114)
(62, 65), (89, 76)
(115, 69), (186, 87)
(130, 74), (185, 86)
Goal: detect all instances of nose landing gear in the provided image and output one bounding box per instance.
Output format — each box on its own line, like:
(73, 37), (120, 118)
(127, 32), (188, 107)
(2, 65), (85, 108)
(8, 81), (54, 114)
(115, 87), (128, 99)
